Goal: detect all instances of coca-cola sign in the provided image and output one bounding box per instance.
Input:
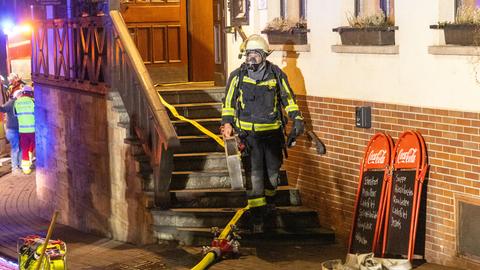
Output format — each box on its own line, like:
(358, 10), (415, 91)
(367, 149), (387, 165)
(397, 148), (417, 164)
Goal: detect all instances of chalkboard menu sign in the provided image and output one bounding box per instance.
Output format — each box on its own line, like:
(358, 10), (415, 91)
(384, 170), (417, 256)
(350, 170), (387, 253)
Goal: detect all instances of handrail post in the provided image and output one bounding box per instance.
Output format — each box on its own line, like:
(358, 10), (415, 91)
(154, 144), (174, 209)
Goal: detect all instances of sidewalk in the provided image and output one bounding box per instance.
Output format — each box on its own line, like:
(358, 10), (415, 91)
(0, 171), (462, 269)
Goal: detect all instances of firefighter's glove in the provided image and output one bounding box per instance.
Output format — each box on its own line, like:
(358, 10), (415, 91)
(287, 119), (304, 148)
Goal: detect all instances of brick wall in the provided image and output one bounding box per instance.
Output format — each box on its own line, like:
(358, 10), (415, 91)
(285, 95), (480, 269)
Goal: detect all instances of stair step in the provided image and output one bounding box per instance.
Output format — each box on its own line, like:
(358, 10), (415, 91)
(172, 118), (221, 136)
(158, 87), (225, 104)
(174, 152), (225, 171)
(117, 121), (130, 128)
(171, 170), (232, 190)
(153, 226), (335, 246)
(170, 186), (301, 208)
(168, 103), (222, 119)
(152, 206), (320, 229)
(134, 154), (150, 162)
(177, 136), (224, 154)
(170, 170), (289, 190)
(124, 137), (142, 145)
(0, 157), (11, 166)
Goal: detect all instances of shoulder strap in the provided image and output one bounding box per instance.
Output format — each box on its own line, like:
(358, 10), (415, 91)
(234, 64), (247, 132)
(235, 64), (247, 93)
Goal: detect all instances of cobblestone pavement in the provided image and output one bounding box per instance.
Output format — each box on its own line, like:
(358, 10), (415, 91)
(0, 172), (462, 270)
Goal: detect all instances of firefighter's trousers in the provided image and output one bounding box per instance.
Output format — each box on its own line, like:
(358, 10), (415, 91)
(242, 129), (283, 225)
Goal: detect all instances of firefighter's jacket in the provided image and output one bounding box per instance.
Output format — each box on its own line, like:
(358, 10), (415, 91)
(222, 62), (302, 132)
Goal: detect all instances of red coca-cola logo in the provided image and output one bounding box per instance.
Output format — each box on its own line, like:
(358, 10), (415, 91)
(397, 148), (417, 164)
(367, 149), (387, 165)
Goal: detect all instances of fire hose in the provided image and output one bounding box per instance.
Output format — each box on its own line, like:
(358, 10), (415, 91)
(156, 87), (326, 269)
(156, 90), (225, 148)
(191, 206), (250, 270)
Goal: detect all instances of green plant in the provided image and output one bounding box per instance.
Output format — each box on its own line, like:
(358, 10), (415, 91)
(438, 6), (480, 25)
(455, 6), (480, 24)
(263, 17), (308, 32)
(346, 11), (392, 28)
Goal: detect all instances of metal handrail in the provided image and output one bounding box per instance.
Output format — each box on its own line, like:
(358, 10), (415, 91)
(110, 10), (179, 148)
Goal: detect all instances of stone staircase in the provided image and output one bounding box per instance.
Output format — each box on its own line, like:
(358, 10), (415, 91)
(151, 86), (335, 246)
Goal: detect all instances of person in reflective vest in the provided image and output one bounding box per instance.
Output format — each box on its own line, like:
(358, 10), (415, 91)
(14, 85), (35, 175)
(0, 90), (21, 174)
(221, 34), (305, 233)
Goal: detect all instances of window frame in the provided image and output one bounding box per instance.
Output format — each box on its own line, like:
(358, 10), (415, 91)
(354, 0), (394, 20)
(455, 0), (480, 12)
(280, 0), (307, 20)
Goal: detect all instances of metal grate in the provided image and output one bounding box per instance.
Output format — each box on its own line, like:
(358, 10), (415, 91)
(458, 200), (480, 262)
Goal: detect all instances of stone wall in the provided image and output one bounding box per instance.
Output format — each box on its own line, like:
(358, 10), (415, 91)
(36, 84), (111, 236)
(107, 92), (154, 244)
(285, 95), (480, 269)
(35, 85), (153, 244)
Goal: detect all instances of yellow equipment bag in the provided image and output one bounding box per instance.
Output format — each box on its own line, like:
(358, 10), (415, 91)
(17, 235), (67, 270)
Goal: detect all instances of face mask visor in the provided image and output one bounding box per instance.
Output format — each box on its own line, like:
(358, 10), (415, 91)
(245, 50), (265, 71)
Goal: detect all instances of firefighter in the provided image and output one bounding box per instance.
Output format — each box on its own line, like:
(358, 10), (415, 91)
(7, 72), (25, 98)
(14, 85), (35, 175)
(221, 34), (305, 233)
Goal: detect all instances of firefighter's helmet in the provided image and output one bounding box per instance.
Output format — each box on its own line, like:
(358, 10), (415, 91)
(22, 85), (33, 92)
(244, 34), (270, 54)
(7, 73), (20, 84)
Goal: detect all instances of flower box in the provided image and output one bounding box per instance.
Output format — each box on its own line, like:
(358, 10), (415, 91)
(261, 29), (309, 45)
(333, 26), (398, 46)
(442, 24), (480, 46)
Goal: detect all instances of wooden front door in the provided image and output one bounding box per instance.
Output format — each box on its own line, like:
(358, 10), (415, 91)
(121, 0), (188, 83)
(188, 0), (227, 85)
(188, 0), (214, 82)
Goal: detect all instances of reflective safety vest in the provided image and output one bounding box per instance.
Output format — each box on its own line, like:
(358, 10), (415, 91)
(14, 96), (35, 133)
(222, 61), (303, 132)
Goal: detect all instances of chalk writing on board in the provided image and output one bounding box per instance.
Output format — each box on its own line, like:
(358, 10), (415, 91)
(350, 170), (386, 253)
(389, 174), (414, 231)
(364, 175), (379, 186)
(392, 195), (410, 207)
(355, 233), (368, 245)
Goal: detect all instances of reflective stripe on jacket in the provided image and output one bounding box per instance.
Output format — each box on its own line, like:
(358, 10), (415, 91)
(221, 61), (302, 132)
(14, 96), (35, 133)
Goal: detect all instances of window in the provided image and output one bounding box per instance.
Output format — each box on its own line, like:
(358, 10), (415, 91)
(456, 0), (480, 10)
(355, 0), (394, 21)
(280, 0), (307, 20)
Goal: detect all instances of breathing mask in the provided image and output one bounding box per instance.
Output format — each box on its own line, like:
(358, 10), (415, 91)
(245, 50), (265, 72)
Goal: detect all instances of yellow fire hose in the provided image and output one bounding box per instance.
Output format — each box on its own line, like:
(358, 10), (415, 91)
(156, 86), (250, 269)
(157, 92), (224, 148)
(191, 206), (250, 270)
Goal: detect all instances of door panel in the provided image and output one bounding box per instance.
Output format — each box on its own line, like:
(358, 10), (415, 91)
(121, 0), (188, 82)
(152, 27), (167, 63)
(167, 26), (181, 62)
(188, 0), (214, 82)
(136, 27), (151, 63)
